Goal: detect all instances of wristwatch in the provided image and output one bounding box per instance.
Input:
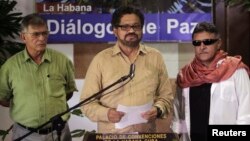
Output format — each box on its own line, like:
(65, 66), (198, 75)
(155, 106), (162, 118)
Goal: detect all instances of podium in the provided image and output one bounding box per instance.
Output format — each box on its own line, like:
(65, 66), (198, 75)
(83, 132), (179, 141)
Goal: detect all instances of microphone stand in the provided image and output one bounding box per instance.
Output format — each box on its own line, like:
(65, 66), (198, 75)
(15, 64), (135, 141)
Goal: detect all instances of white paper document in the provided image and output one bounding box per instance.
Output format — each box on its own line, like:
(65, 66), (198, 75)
(115, 101), (153, 129)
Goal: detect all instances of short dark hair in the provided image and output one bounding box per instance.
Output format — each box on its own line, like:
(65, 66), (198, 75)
(111, 6), (144, 28)
(192, 22), (220, 39)
(21, 13), (47, 32)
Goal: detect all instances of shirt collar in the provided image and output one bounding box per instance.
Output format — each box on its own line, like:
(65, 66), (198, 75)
(23, 48), (51, 63)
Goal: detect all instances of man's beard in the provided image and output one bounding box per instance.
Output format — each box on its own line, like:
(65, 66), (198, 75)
(119, 33), (141, 48)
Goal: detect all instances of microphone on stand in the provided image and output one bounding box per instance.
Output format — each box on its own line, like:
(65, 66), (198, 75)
(129, 63), (135, 79)
(120, 64), (136, 81)
(14, 64), (136, 141)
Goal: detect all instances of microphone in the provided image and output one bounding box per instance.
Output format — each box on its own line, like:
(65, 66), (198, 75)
(119, 64), (136, 82)
(129, 63), (135, 78)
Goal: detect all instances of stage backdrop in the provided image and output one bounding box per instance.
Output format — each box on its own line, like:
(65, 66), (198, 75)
(36, 0), (212, 43)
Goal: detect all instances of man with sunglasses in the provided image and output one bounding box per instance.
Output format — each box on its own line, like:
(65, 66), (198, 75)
(171, 22), (250, 141)
(80, 6), (173, 133)
(0, 13), (77, 141)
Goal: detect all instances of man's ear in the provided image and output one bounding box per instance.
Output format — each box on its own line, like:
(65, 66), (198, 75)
(113, 28), (118, 37)
(20, 33), (26, 43)
(217, 38), (222, 50)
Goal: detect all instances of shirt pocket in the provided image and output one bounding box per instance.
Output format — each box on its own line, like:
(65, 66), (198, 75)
(142, 70), (158, 98)
(47, 73), (66, 97)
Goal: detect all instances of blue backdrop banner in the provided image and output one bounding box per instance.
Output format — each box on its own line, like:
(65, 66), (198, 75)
(41, 13), (211, 43)
(36, 0), (212, 43)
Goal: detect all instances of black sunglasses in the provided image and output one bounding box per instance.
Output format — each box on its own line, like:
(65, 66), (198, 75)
(192, 39), (219, 46)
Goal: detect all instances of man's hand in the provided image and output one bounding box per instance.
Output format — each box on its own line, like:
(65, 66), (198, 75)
(107, 108), (125, 123)
(141, 107), (158, 120)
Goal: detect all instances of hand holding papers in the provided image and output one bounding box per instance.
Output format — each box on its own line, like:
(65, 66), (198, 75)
(115, 101), (153, 129)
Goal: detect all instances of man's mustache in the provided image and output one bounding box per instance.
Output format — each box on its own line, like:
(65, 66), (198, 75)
(125, 33), (138, 38)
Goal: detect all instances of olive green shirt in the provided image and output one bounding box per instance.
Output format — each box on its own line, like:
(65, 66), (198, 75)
(80, 43), (173, 133)
(0, 48), (77, 128)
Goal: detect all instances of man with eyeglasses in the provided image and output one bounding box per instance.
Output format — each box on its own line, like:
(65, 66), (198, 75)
(171, 22), (250, 141)
(80, 6), (173, 133)
(0, 13), (77, 141)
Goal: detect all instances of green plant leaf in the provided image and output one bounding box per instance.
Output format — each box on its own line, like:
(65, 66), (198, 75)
(71, 129), (86, 137)
(0, 125), (13, 141)
(0, 41), (25, 66)
(0, 130), (8, 135)
(226, 0), (250, 11)
(0, 0), (23, 41)
(71, 109), (84, 117)
(0, 130), (8, 141)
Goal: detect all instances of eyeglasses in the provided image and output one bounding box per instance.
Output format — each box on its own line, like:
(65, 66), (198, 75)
(192, 39), (219, 46)
(116, 24), (142, 31)
(23, 31), (50, 38)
